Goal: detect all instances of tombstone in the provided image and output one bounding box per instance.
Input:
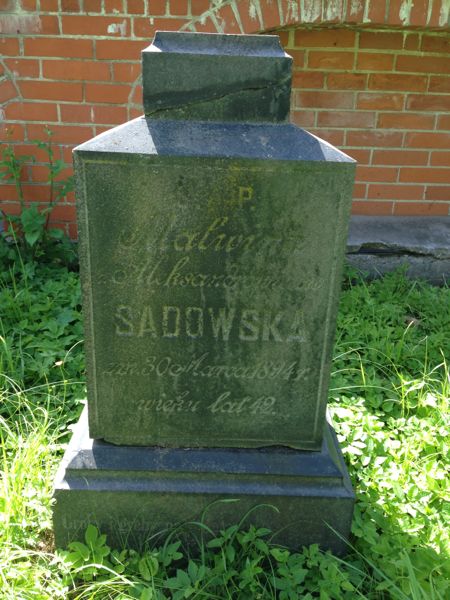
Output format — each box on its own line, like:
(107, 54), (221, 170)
(53, 31), (355, 554)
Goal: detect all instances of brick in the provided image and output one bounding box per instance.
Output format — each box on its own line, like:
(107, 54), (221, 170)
(147, 0), (167, 15)
(193, 16), (219, 33)
(41, 0), (59, 9)
(431, 151), (450, 166)
(309, 128), (344, 146)
(317, 111), (375, 128)
(35, 15), (60, 34)
(133, 16), (186, 37)
(308, 50), (354, 70)
(356, 166), (398, 182)
(168, 0), (189, 16)
(294, 29), (356, 48)
(5, 101), (58, 122)
(352, 183), (368, 198)
(388, 0), (409, 26)
(296, 90), (354, 109)
(425, 0), (447, 28)
(30, 164), (72, 182)
(394, 202), (449, 216)
(421, 34), (450, 53)
(408, 0), (430, 27)
(0, 38), (20, 55)
(0, 202), (21, 216)
(346, 130), (403, 147)
(0, 123), (25, 141)
(0, 186), (19, 203)
(85, 82), (132, 103)
(190, 0), (210, 16)
(425, 186), (450, 200)
(153, 16), (188, 30)
(357, 53), (394, 71)
(292, 71), (325, 89)
(327, 73), (366, 90)
(96, 39), (146, 60)
(93, 105), (128, 124)
(130, 84), (142, 104)
(373, 150), (429, 166)
(237, 0), (264, 32)
(429, 76), (450, 93)
(397, 55), (450, 75)
(404, 33), (420, 51)
(59, 103), (93, 123)
(61, 0), (81, 11)
(352, 201), (394, 215)
(126, 0), (144, 14)
(12, 142), (57, 162)
(369, 73), (427, 92)
(43, 59), (111, 81)
(291, 110), (316, 128)
(62, 15), (130, 35)
(48, 204), (77, 221)
(4, 58), (40, 78)
(405, 132), (450, 149)
(345, 148), (371, 164)
(84, 0), (102, 11)
(104, 0), (124, 14)
(366, 0), (387, 24)
(346, 0), (364, 22)
(113, 62), (140, 82)
(129, 107), (142, 119)
(24, 37), (93, 58)
(0, 14), (56, 33)
(27, 123), (93, 144)
(0, 79), (18, 103)
(377, 112), (436, 130)
(68, 222), (78, 239)
(277, 31), (290, 47)
(289, 49), (305, 67)
(20, 185), (52, 202)
(61, 146), (76, 163)
(407, 94), (450, 111)
(20, 80), (83, 101)
(367, 184), (424, 200)
(215, 4), (242, 34)
(359, 31), (403, 50)
(259, 0), (281, 31)
(94, 126), (113, 135)
(399, 167), (450, 184)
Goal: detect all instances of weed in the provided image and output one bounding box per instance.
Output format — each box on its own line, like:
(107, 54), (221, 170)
(0, 128), (76, 267)
(0, 265), (449, 599)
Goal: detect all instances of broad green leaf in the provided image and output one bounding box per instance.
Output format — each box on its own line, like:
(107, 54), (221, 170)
(85, 524), (99, 546)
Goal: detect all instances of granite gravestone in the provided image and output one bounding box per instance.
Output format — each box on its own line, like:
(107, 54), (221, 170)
(53, 31), (355, 554)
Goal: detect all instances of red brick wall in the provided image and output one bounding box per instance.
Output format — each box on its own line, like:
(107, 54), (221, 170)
(1, 0), (449, 237)
(286, 27), (450, 217)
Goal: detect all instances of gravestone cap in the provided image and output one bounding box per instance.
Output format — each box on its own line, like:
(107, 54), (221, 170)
(142, 31), (292, 122)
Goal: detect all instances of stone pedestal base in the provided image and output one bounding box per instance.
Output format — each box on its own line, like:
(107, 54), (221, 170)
(53, 408), (354, 555)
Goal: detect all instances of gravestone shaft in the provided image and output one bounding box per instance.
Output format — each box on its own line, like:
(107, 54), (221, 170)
(53, 32), (356, 553)
(74, 32), (355, 450)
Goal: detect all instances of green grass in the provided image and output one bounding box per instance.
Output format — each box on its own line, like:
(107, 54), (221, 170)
(0, 259), (449, 599)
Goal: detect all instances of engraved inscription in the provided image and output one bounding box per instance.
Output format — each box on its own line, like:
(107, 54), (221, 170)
(113, 257), (281, 291)
(136, 390), (278, 416)
(103, 353), (311, 382)
(114, 304), (306, 343)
